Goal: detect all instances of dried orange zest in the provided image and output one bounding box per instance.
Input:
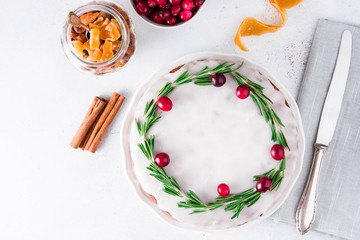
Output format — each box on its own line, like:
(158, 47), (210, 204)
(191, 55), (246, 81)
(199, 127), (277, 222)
(80, 12), (100, 25)
(93, 17), (104, 25)
(89, 17), (104, 29)
(234, 0), (302, 51)
(100, 18), (110, 28)
(83, 40), (91, 52)
(111, 18), (121, 31)
(112, 40), (122, 51)
(72, 11), (124, 64)
(100, 41), (114, 62)
(87, 48), (102, 62)
(90, 27), (101, 50)
(100, 22), (121, 41)
(72, 40), (84, 56)
(114, 61), (125, 68)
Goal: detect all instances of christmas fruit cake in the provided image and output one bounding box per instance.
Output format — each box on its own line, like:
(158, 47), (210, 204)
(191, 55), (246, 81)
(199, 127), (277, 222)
(121, 53), (304, 231)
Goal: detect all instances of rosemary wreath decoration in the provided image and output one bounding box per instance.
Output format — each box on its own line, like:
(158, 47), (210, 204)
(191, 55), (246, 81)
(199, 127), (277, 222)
(135, 62), (289, 219)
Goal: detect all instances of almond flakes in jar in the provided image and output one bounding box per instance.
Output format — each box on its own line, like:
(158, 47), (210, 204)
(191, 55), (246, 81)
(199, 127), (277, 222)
(61, 1), (136, 75)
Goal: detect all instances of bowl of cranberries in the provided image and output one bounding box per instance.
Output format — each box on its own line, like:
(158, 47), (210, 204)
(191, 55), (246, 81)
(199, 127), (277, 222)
(132, 0), (206, 27)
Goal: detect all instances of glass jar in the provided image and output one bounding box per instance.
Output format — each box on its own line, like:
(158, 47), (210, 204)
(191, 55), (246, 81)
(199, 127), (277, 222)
(61, 1), (136, 75)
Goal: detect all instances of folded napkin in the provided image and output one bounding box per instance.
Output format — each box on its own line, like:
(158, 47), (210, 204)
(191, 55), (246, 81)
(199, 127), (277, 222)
(271, 19), (360, 240)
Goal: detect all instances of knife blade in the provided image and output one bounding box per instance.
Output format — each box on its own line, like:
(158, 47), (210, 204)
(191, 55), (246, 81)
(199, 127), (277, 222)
(295, 30), (352, 235)
(316, 30), (352, 146)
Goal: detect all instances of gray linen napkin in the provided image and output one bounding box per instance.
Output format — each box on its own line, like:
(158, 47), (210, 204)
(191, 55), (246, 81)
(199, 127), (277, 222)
(271, 19), (360, 240)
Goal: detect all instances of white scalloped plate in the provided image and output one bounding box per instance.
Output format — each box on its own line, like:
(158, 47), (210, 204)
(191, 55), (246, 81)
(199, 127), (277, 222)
(120, 52), (305, 232)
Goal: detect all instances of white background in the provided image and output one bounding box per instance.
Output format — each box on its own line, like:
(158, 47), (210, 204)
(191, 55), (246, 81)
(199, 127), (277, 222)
(0, 0), (359, 239)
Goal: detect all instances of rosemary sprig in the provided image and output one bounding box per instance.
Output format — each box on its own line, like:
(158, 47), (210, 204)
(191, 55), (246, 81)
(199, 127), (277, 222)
(136, 62), (241, 209)
(193, 62), (243, 85)
(232, 71), (289, 150)
(138, 135), (184, 197)
(135, 61), (289, 220)
(158, 82), (175, 97)
(253, 158), (286, 191)
(217, 188), (261, 219)
(137, 135), (155, 160)
(135, 112), (161, 137)
(136, 62), (240, 138)
(176, 159), (286, 219)
(138, 135), (210, 204)
(148, 161), (184, 197)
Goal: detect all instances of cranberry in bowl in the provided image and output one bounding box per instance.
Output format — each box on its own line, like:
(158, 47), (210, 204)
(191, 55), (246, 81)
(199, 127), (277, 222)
(131, 0), (206, 28)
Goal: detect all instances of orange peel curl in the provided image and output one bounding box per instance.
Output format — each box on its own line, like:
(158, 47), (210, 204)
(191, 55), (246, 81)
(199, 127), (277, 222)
(234, 0), (303, 51)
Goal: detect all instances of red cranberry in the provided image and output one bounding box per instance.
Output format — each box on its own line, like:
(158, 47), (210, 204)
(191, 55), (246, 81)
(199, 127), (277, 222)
(134, 0), (142, 3)
(158, 3), (171, 9)
(146, 8), (153, 16)
(155, 0), (167, 4)
(256, 176), (272, 193)
(170, 4), (182, 16)
(236, 85), (250, 99)
(217, 183), (230, 197)
(165, 16), (177, 25)
(182, 0), (194, 10)
(271, 144), (285, 160)
(180, 10), (192, 21)
(154, 152), (170, 167)
(194, 0), (204, 7)
(157, 96), (172, 111)
(152, 10), (164, 23)
(211, 73), (226, 87)
(158, 9), (170, 20)
(169, 0), (181, 5)
(136, 1), (151, 15)
(147, 0), (157, 7)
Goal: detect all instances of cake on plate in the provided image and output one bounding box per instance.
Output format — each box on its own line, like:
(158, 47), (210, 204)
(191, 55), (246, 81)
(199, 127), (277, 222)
(121, 53), (304, 231)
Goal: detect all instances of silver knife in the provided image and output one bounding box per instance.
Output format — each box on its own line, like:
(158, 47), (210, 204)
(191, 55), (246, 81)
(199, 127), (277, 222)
(295, 30), (352, 235)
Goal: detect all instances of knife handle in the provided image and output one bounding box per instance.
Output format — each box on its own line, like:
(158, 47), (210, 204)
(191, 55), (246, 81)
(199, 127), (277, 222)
(295, 144), (327, 235)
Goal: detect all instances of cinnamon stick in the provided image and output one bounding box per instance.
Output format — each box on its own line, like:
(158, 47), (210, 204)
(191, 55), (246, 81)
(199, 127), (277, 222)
(88, 94), (125, 153)
(70, 97), (107, 149)
(84, 92), (120, 151)
(79, 107), (104, 150)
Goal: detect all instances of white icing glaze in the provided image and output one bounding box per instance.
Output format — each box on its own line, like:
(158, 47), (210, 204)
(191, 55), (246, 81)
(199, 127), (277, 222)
(124, 56), (303, 230)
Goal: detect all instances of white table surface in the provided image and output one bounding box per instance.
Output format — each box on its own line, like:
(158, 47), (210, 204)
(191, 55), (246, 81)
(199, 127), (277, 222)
(1, 0), (359, 239)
